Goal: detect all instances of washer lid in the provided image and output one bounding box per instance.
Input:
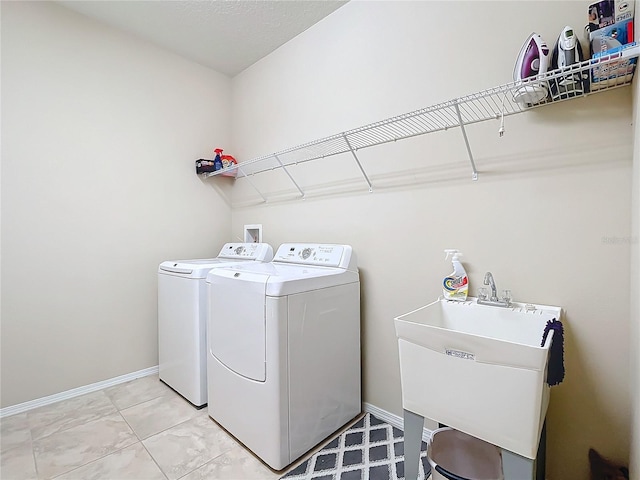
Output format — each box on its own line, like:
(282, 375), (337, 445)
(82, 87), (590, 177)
(158, 243), (273, 278)
(206, 261), (359, 296)
(159, 258), (225, 278)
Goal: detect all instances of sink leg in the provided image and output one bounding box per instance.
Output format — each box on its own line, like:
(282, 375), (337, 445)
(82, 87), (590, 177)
(502, 420), (546, 480)
(502, 449), (535, 480)
(403, 409), (425, 480)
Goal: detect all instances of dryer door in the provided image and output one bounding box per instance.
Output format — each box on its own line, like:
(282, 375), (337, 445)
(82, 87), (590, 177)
(208, 270), (268, 382)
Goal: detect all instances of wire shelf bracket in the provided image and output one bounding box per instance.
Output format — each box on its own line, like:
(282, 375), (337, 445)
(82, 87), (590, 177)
(274, 154), (305, 199)
(237, 166), (267, 203)
(343, 133), (373, 192)
(454, 101), (479, 181)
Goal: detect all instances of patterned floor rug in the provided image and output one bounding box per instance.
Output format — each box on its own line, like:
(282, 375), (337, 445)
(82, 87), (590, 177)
(281, 413), (431, 480)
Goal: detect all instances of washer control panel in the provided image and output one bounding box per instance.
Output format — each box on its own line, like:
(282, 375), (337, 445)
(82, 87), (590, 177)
(217, 243), (273, 261)
(274, 243), (347, 267)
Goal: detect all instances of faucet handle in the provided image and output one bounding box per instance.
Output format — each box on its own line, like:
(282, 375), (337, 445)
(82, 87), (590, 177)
(501, 289), (512, 305)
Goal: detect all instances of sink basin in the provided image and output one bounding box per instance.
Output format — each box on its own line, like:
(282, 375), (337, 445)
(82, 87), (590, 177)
(394, 297), (562, 459)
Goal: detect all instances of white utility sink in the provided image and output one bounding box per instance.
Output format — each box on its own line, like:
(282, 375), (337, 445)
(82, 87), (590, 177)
(394, 297), (562, 459)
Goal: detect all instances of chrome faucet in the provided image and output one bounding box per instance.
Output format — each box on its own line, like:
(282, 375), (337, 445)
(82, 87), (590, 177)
(477, 271), (511, 307)
(484, 271), (498, 301)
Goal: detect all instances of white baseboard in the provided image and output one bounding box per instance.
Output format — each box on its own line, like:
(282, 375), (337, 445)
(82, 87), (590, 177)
(0, 366), (159, 418)
(363, 402), (433, 442)
(2, 373), (433, 444)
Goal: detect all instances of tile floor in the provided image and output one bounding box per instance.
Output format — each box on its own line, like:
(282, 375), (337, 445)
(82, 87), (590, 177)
(0, 375), (286, 480)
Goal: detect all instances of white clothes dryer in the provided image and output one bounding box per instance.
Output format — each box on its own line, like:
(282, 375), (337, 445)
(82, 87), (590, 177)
(206, 243), (361, 470)
(158, 243), (273, 407)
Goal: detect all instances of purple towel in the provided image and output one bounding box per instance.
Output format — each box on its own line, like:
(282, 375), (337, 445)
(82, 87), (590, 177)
(541, 318), (564, 386)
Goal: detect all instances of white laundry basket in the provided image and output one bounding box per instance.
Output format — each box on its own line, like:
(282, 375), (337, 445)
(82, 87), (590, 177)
(428, 428), (503, 480)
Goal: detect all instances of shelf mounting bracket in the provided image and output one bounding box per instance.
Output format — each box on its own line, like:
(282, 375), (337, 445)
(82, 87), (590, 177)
(454, 101), (479, 181)
(238, 167), (267, 203)
(274, 154), (305, 198)
(343, 133), (373, 192)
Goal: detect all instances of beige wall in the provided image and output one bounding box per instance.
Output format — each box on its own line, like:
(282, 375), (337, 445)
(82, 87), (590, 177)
(630, 2), (639, 479)
(230, 2), (633, 479)
(0, 2), (232, 407)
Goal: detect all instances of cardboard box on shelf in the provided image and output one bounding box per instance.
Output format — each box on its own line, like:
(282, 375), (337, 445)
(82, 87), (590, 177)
(590, 18), (634, 55)
(588, 0), (634, 33)
(590, 41), (637, 89)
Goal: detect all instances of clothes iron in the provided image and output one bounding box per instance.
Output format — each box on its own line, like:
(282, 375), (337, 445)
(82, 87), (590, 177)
(551, 26), (589, 98)
(513, 33), (551, 105)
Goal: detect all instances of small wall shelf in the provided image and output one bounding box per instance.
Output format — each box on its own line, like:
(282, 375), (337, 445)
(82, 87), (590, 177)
(205, 45), (639, 202)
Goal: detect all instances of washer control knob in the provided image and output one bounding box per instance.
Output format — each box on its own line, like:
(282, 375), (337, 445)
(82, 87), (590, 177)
(301, 248), (312, 259)
(234, 246), (245, 255)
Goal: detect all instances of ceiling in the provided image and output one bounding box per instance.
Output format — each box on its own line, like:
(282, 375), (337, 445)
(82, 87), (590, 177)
(57, 0), (348, 77)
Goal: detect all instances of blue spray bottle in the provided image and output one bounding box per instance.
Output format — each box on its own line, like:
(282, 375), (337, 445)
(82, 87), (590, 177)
(213, 148), (224, 171)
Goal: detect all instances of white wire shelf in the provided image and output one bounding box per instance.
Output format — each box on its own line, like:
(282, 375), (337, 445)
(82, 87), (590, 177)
(205, 44), (639, 200)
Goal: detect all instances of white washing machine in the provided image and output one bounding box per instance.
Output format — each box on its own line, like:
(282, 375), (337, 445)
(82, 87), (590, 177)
(158, 243), (273, 407)
(206, 243), (361, 470)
